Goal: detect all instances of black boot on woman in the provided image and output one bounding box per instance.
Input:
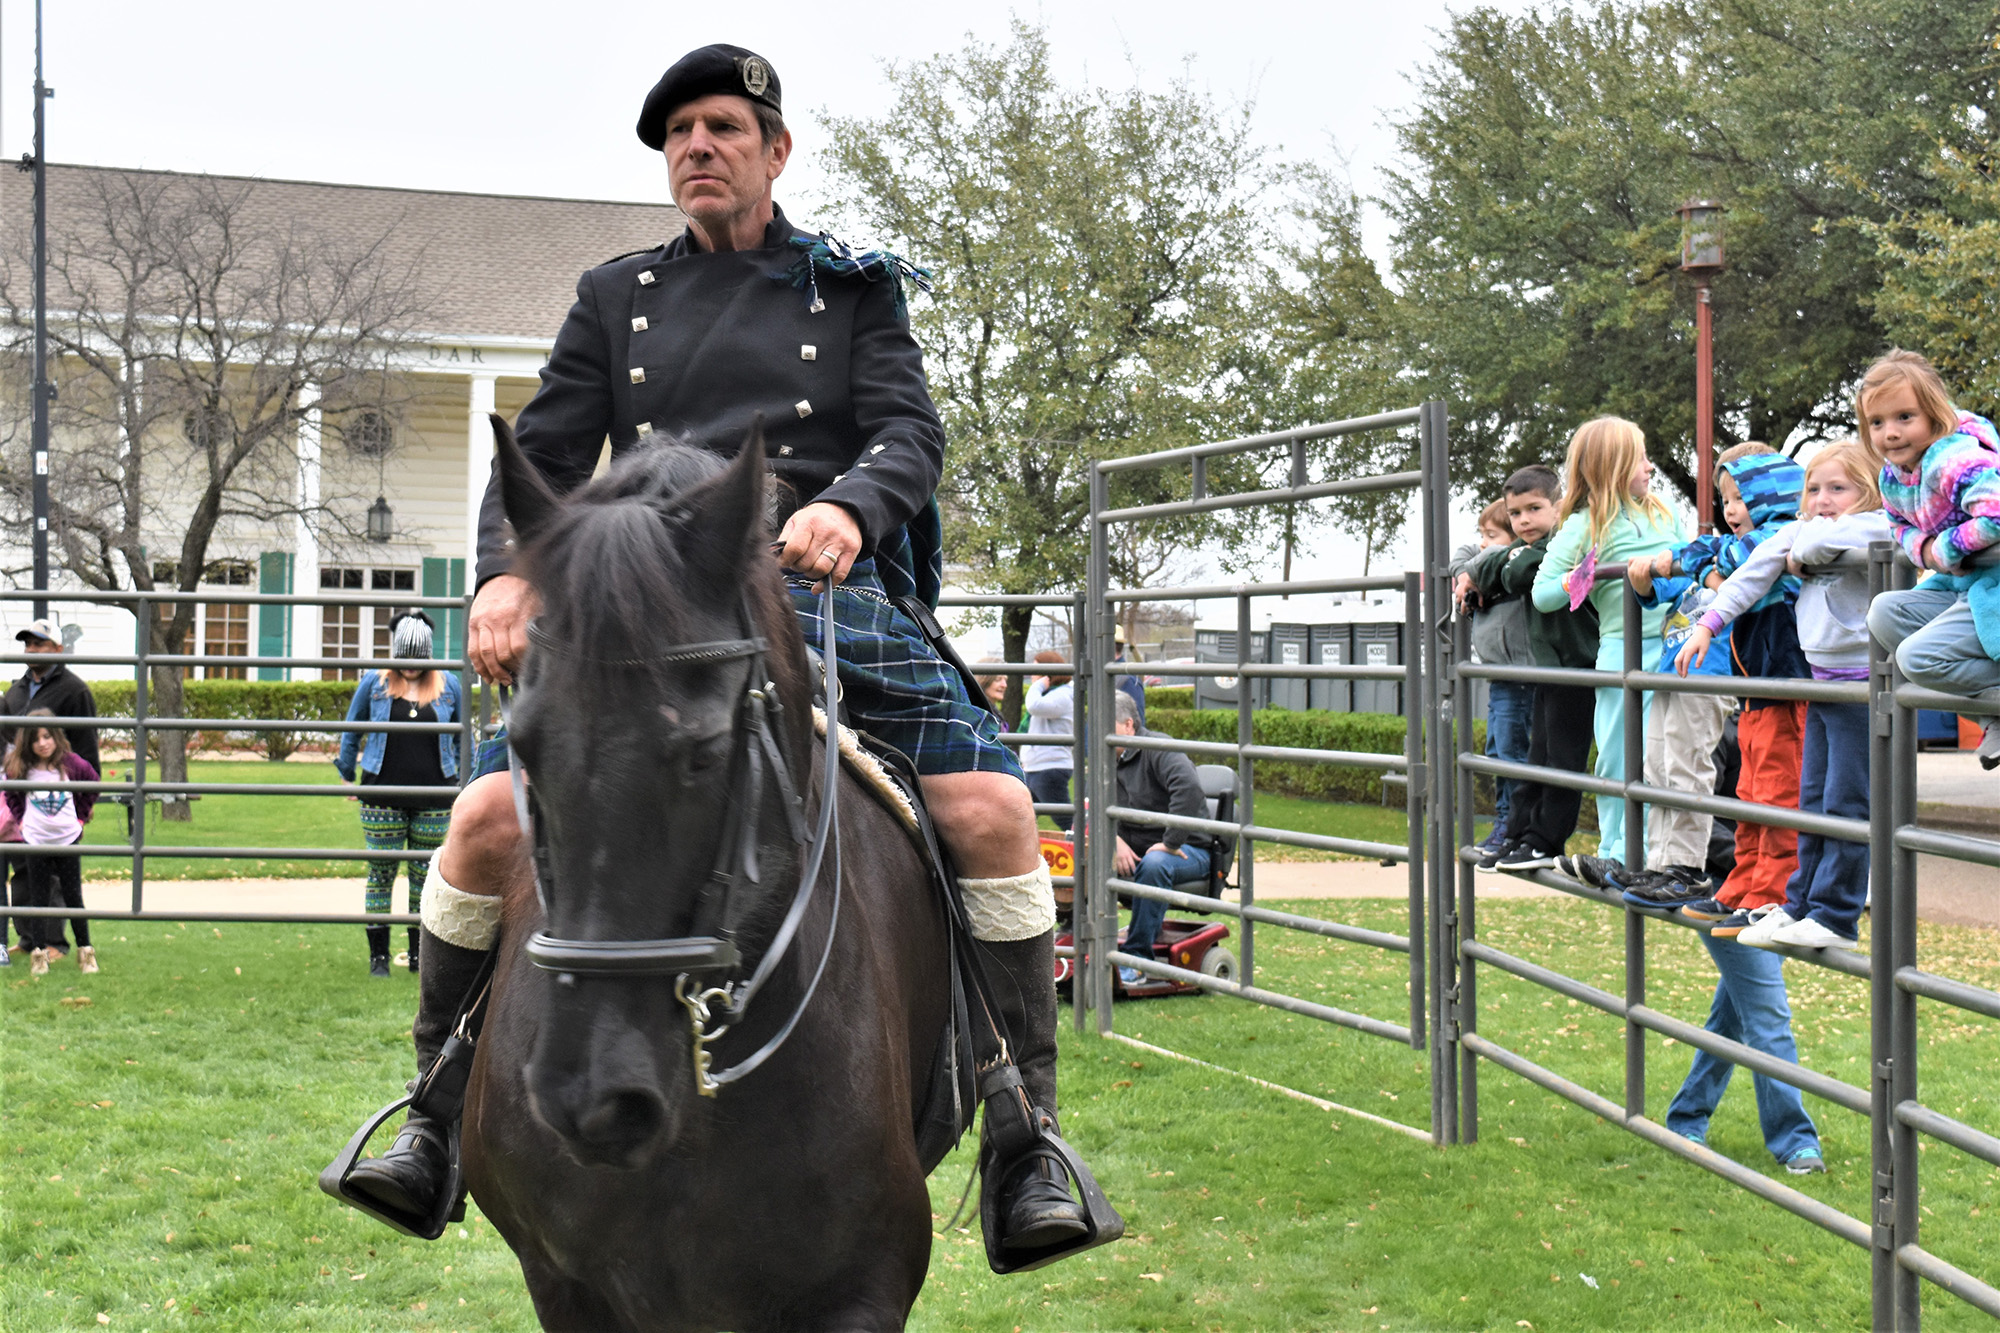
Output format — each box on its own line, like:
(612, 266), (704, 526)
(367, 923), (391, 979)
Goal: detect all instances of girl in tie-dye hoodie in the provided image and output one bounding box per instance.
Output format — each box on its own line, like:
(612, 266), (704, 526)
(1858, 351), (2000, 769)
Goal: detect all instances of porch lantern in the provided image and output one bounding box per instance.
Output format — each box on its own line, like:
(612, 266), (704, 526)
(366, 494), (395, 542)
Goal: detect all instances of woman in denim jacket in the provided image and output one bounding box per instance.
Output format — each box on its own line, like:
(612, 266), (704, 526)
(336, 612), (463, 977)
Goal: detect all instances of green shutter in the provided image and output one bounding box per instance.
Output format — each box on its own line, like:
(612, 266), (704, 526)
(257, 552), (293, 681)
(422, 556), (467, 663)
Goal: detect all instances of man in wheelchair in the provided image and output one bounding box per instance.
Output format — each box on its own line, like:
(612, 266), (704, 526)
(1110, 691), (1220, 984)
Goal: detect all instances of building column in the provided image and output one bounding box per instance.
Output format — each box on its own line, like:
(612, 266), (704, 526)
(467, 373), (498, 575)
(292, 382), (322, 678)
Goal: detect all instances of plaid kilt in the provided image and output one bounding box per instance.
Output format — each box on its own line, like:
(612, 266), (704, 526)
(469, 557), (1018, 782)
(787, 559), (1020, 778)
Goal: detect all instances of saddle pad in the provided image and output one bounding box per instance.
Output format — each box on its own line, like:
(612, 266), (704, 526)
(812, 706), (920, 834)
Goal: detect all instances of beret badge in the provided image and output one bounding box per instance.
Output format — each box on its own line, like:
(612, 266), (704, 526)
(739, 56), (771, 98)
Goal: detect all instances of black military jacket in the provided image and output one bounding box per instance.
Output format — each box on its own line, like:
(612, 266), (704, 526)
(475, 206), (945, 589)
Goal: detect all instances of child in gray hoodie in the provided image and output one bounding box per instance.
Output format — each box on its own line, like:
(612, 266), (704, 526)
(1452, 499), (1537, 851)
(1677, 442), (1891, 949)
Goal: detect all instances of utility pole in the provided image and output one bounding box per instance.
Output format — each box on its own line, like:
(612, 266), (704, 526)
(15, 0), (55, 616)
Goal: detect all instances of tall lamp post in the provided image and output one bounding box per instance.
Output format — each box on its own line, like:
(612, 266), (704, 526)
(1678, 199), (1725, 535)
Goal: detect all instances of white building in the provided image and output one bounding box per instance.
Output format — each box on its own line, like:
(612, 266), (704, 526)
(2, 164), (686, 679)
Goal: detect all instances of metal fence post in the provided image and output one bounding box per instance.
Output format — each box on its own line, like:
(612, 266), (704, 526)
(1866, 542), (1896, 1327)
(1888, 555), (1922, 1328)
(1450, 610), (1475, 1146)
(1403, 571), (1425, 1051)
(458, 592), (475, 783)
(1071, 589), (1090, 1036)
(1235, 590), (1255, 988)
(1623, 580), (1645, 1120)
(1421, 399), (1451, 1141)
(131, 595), (149, 914)
(1085, 463), (1115, 1034)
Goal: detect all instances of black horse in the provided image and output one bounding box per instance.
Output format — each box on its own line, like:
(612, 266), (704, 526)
(463, 420), (954, 1330)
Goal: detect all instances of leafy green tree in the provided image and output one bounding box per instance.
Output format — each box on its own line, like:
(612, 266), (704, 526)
(1864, 136), (2000, 414)
(1387, 0), (1999, 504)
(818, 22), (1272, 710)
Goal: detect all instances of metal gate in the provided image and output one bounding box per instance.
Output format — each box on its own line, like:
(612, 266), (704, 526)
(1446, 542), (2000, 1328)
(1071, 402), (1455, 1140)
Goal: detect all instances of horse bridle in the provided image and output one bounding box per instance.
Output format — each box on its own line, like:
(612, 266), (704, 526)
(506, 581), (844, 1097)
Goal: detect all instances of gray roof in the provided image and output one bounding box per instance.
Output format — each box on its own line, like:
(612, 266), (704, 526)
(5, 164), (687, 342)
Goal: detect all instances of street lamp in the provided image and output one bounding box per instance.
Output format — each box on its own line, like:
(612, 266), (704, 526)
(1678, 199), (1725, 534)
(366, 495), (395, 542)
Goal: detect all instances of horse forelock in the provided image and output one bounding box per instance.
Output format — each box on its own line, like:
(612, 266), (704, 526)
(514, 441), (813, 753)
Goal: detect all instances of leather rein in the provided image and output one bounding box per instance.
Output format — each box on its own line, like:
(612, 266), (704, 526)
(504, 580), (843, 1097)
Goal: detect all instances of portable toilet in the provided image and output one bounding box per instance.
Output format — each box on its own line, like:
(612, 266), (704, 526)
(1308, 624), (1351, 712)
(1193, 629), (1268, 709)
(1350, 621), (1403, 715)
(1266, 623), (1311, 711)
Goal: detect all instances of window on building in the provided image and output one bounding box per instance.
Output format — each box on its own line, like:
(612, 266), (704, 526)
(320, 566), (414, 680)
(201, 560), (254, 679)
(345, 411), (394, 457)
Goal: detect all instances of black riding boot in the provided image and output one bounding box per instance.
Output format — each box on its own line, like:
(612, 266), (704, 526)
(366, 923), (391, 979)
(976, 930), (1089, 1251)
(406, 926), (421, 974)
(344, 927), (486, 1222)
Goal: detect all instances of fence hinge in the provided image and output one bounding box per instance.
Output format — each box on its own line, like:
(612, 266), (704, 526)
(1874, 1059), (1894, 1082)
(1407, 761), (1429, 792)
(1872, 694), (1896, 738)
(1874, 1223), (1896, 1251)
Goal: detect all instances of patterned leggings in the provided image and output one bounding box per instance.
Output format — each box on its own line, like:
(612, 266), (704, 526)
(360, 804), (453, 915)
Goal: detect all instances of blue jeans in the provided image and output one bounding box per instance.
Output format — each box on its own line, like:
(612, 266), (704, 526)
(1122, 843), (1214, 959)
(1485, 681), (1534, 837)
(1024, 768), (1073, 832)
(1869, 583), (2000, 697)
(1785, 702), (1871, 940)
(1667, 933), (1820, 1164)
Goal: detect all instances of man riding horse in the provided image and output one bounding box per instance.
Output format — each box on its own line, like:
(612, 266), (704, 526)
(342, 44), (1091, 1257)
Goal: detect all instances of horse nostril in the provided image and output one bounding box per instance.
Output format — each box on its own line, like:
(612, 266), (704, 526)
(575, 1089), (668, 1153)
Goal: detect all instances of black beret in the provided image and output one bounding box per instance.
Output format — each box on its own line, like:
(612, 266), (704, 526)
(636, 45), (783, 150)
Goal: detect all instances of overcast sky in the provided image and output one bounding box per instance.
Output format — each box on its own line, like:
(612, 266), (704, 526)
(1, 0), (1531, 604)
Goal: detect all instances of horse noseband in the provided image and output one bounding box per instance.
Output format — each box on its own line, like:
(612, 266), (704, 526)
(512, 584), (846, 1096)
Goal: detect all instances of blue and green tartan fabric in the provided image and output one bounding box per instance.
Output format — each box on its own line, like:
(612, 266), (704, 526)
(469, 557), (1018, 782)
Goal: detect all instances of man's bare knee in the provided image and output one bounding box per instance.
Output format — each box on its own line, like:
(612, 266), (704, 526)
(437, 773), (523, 893)
(921, 771), (1039, 878)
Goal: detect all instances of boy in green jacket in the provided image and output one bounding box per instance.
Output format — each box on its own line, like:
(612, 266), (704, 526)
(1472, 466), (1602, 871)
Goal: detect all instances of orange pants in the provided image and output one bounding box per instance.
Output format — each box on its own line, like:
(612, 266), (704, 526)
(1720, 701), (1805, 910)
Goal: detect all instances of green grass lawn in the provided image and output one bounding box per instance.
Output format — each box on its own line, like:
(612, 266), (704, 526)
(78, 760), (407, 881)
(7, 899), (1995, 1330)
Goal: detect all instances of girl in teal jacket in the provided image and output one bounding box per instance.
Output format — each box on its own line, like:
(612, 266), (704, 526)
(1532, 417), (1687, 864)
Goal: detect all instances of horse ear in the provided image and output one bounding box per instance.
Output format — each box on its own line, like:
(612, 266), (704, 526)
(491, 413), (558, 545)
(679, 420), (767, 597)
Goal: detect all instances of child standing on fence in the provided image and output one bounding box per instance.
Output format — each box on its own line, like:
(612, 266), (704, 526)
(336, 612), (463, 979)
(1476, 466), (1600, 872)
(9, 710), (100, 977)
(1679, 441), (1890, 949)
(1451, 499), (1536, 853)
(1531, 417), (1686, 869)
(1856, 351), (2000, 771)
(1619, 447), (1808, 907)
(1677, 449), (1811, 931)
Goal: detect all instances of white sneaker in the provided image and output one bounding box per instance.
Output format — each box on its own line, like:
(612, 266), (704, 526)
(1736, 907), (1796, 947)
(77, 946), (98, 975)
(1770, 916), (1857, 949)
(1980, 716), (2000, 772)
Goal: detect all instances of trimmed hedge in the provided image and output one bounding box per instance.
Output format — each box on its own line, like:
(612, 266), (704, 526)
(86, 679), (368, 761)
(1145, 707), (1454, 805)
